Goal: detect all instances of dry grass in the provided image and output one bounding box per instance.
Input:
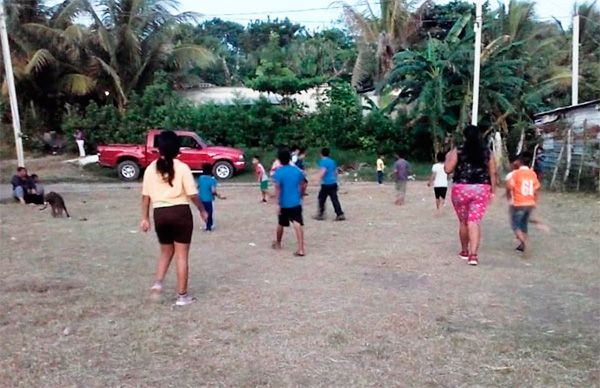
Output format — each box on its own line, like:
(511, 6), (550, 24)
(0, 155), (116, 184)
(0, 182), (599, 386)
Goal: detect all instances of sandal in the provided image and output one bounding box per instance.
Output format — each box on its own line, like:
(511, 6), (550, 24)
(293, 252), (305, 257)
(271, 241), (282, 250)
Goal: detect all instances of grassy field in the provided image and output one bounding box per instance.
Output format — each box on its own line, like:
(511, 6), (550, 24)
(0, 181), (598, 386)
(0, 152), (431, 186)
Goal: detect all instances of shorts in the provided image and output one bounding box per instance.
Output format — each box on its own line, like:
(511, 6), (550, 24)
(395, 181), (407, 196)
(278, 205), (303, 227)
(511, 206), (533, 233)
(153, 204), (193, 244)
(451, 184), (491, 224)
(434, 187), (447, 199)
(260, 180), (269, 191)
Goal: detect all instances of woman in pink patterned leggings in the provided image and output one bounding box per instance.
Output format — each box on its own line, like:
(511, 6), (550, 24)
(444, 125), (497, 266)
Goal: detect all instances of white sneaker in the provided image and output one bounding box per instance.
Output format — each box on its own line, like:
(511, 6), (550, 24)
(175, 294), (196, 306)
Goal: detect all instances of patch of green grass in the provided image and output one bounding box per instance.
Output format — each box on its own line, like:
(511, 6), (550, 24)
(241, 147), (433, 182)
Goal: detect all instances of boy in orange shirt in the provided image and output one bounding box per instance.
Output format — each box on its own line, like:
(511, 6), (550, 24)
(507, 151), (541, 255)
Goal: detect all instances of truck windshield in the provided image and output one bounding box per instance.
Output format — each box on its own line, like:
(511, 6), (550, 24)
(193, 134), (209, 148)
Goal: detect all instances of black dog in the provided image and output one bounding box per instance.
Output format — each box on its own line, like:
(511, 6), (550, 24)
(40, 192), (70, 218)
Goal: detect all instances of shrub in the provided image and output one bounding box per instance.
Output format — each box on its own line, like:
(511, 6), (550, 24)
(60, 78), (433, 161)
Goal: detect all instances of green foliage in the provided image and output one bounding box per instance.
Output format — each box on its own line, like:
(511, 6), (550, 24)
(60, 78), (432, 160)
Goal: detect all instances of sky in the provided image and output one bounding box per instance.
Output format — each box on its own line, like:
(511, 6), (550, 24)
(179, 0), (578, 30)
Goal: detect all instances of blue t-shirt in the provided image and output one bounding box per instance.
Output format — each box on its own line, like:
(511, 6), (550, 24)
(318, 157), (337, 185)
(273, 165), (304, 208)
(198, 175), (217, 202)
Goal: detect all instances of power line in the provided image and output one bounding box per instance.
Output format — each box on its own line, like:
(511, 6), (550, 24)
(3, 0), (582, 25)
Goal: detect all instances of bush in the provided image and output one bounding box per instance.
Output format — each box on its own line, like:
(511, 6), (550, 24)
(59, 78), (435, 161)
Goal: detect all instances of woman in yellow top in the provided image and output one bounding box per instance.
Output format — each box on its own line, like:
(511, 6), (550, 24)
(140, 131), (208, 306)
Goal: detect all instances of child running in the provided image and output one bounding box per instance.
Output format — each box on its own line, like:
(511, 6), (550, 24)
(296, 147), (308, 197)
(376, 154), (385, 185)
(272, 149), (306, 256)
(253, 156), (269, 203)
(427, 152), (448, 210)
(506, 151), (541, 255)
(197, 164), (225, 232)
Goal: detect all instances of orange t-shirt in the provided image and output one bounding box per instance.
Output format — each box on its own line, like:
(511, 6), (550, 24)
(508, 167), (540, 207)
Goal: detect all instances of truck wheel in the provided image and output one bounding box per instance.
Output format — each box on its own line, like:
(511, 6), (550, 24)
(213, 161), (234, 180)
(118, 160), (141, 181)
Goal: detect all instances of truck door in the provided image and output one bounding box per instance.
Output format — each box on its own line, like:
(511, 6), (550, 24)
(147, 134), (161, 165)
(177, 134), (206, 170)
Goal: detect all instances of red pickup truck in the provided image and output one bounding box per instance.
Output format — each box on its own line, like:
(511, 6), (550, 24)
(97, 129), (246, 181)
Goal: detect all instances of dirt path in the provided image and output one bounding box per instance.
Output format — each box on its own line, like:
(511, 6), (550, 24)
(1, 182), (598, 386)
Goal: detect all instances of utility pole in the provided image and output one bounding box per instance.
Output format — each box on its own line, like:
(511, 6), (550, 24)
(572, 13), (579, 106)
(0, 3), (25, 167)
(471, 0), (483, 125)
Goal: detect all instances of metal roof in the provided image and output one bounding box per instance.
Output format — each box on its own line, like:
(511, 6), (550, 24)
(534, 99), (600, 118)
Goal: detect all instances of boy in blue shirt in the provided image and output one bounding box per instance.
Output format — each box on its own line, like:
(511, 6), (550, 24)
(315, 147), (345, 221)
(197, 164), (225, 231)
(272, 149), (306, 256)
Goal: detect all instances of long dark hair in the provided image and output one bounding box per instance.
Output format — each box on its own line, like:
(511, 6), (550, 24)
(462, 125), (486, 166)
(156, 131), (180, 186)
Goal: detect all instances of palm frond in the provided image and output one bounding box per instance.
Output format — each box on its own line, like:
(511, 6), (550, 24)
(93, 56), (128, 103)
(50, 0), (87, 26)
(25, 49), (56, 75)
(351, 43), (375, 88)
(340, 3), (378, 43)
(168, 45), (216, 69)
(59, 73), (97, 95)
(446, 15), (471, 43)
(64, 24), (86, 42)
(481, 35), (511, 62)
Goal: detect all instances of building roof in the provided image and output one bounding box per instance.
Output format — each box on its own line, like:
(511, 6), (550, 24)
(179, 87), (281, 105)
(534, 99), (600, 118)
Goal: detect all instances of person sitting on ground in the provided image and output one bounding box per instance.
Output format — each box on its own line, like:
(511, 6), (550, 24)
(26, 174), (45, 205)
(29, 174), (45, 197)
(11, 167), (29, 204)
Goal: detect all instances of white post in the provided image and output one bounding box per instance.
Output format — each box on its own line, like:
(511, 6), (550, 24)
(572, 14), (579, 106)
(0, 4), (25, 167)
(471, 0), (483, 125)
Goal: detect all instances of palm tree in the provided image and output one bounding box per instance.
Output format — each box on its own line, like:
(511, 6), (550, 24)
(1, 0), (96, 128)
(71, 0), (216, 110)
(340, 0), (432, 90)
(575, 1), (600, 102)
(383, 15), (473, 153)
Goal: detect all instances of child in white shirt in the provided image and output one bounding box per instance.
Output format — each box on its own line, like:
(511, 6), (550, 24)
(427, 152), (449, 210)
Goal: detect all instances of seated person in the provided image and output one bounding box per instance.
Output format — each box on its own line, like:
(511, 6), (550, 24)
(11, 167), (29, 204)
(29, 174), (45, 197)
(26, 174), (45, 204)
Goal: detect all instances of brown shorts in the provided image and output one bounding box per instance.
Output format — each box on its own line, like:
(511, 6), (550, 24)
(153, 204), (193, 244)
